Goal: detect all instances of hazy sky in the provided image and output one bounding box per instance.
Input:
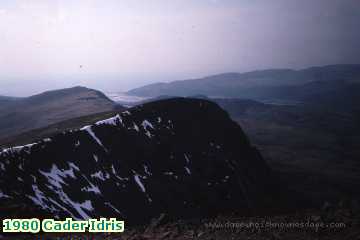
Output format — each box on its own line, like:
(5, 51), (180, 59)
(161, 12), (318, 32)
(0, 0), (359, 96)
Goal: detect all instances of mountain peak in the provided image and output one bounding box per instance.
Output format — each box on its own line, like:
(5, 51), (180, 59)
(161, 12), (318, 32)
(0, 98), (272, 224)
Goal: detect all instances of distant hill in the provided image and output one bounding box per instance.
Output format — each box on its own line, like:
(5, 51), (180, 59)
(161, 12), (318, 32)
(0, 110), (123, 149)
(0, 95), (21, 100)
(0, 95), (22, 105)
(127, 64), (360, 101)
(0, 86), (123, 140)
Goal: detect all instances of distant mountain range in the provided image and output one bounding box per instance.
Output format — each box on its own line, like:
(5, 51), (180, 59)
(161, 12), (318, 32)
(127, 64), (360, 102)
(0, 98), (274, 224)
(0, 86), (123, 140)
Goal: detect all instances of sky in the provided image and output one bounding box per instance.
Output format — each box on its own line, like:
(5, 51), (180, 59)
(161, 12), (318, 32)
(0, 0), (359, 96)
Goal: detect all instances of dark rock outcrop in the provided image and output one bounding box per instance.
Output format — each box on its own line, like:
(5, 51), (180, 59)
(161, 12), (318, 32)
(0, 98), (272, 225)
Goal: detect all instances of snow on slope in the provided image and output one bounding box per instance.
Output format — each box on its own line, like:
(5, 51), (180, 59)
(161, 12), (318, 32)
(0, 99), (271, 224)
(0, 109), (164, 220)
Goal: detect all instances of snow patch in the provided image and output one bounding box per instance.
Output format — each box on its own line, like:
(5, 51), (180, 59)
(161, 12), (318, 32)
(144, 165), (152, 176)
(82, 126), (108, 152)
(133, 173), (152, 203)
(184, 154), (191, 164)
(82, 184), (101, 195)
(18, 164), (24, 171)
(142, 120), (155, 138)
(134, 174), (146, 193)
(91, 171), (106, 181)
(45, 180), (95, 220)
(132, 122), (139, 132)
(115, 175), (129, 181)
(0, 190), (10, 199)
(142, 120), (154, 130)
(0, 143), (37, 156)
(68, 162), (80, 171)
(96, 114), (122, 127)
(27, 185), (51, 210)
(0, 162), (5, 171)
(39, 164), (76, 189)
(105, 202), (123, 215)
(111, 165), (117, 175)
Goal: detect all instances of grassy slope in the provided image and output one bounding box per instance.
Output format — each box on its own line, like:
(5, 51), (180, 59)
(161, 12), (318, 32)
(0, 87), (120, 140)
(0, 110), (120, 149)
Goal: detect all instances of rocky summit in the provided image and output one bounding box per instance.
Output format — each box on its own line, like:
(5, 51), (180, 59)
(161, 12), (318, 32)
(0, 98), (272, 225)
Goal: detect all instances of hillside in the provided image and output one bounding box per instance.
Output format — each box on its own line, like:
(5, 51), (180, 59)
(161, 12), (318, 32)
(91, 95), (360, 204)
(0, 95), (22, 103)
(127, 64), (360, 101)
(0, 98), (275, 225)
(0, 86), (122, 141)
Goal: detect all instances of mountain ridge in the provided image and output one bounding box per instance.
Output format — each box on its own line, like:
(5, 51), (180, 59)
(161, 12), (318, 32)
(127, 64), (360, 100)
(0, 98), (274, 225)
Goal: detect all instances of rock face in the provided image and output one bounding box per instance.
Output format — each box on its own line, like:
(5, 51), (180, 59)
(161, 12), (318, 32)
(0, 98), (271, 225)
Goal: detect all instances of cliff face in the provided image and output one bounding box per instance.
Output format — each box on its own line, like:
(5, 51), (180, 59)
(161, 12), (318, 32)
(0, 98), (271, 225)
